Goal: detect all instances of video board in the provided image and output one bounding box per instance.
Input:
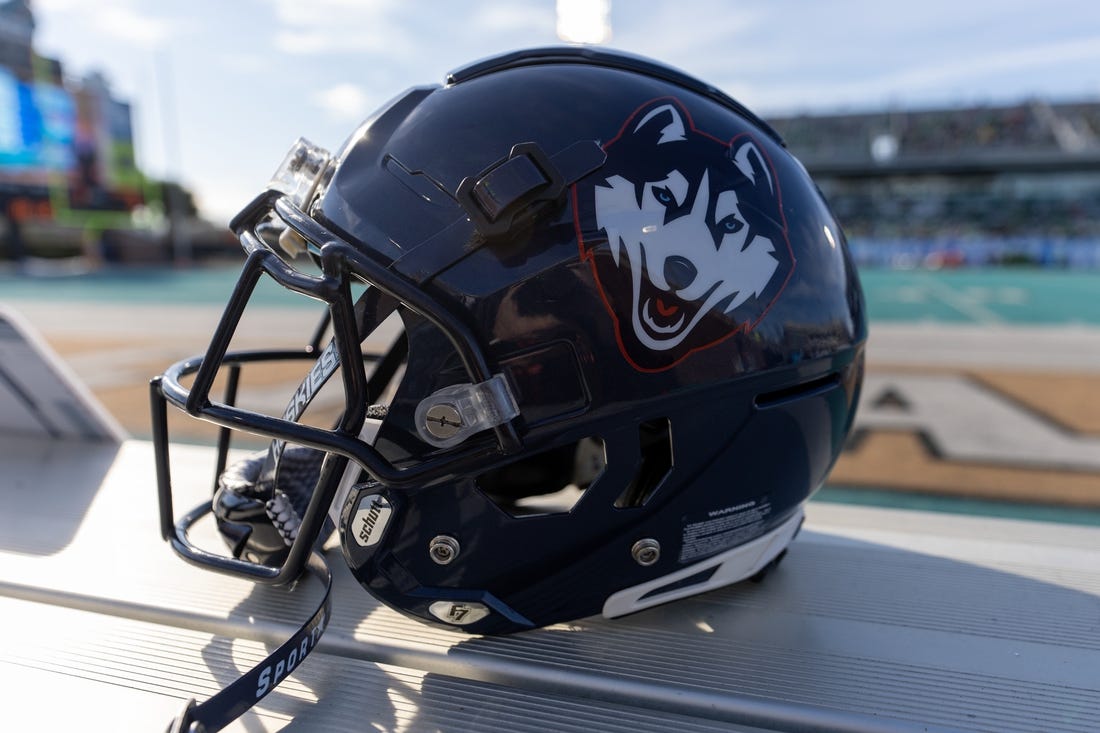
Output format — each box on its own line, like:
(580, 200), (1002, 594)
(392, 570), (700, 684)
(0, 66), (75, 188)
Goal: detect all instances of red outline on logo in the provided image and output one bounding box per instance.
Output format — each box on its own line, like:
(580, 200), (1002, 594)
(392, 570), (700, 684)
(573, 96), (797, 373)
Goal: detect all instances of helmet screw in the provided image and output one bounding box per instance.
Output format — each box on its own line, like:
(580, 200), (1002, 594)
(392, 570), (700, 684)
(424, 403), (463, 440)
(429, 535), (461, 565)
(631, 538), (661, 566)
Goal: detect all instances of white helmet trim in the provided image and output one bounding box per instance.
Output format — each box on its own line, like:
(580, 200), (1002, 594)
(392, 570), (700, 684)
(602, 508), (803, 619)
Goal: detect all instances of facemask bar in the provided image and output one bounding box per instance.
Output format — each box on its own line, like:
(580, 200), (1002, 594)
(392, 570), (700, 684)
(152, 189), (524, 584)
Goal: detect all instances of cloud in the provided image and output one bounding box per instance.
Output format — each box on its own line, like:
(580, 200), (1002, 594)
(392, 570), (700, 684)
(269, 0), (414, 56)
(741, 33), (1100, 113)
(474, 3), (555, 35)
(266, 0), (554, 61)
(312, 83), (376, 122)
(35, 0), (173, 48)
(217, 52), (268, 76)
(606, 1), (1100, 113)
(30, 0), (85, 11)
(96, 5), (171, 47)
(876, 36), (1100, 95)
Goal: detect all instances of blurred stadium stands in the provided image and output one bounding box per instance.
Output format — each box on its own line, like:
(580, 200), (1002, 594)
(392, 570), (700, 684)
(0, 0), (235, 267)
(3, 0), (1098, 270)
(769, 100), (1100, 268)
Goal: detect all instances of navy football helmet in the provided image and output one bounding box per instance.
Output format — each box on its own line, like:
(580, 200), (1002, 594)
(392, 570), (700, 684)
(153, 47), (865, 641)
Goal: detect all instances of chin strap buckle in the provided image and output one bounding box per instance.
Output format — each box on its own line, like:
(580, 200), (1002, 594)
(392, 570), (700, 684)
(415, 373), (520, 449)
(166, 698), (202, 733)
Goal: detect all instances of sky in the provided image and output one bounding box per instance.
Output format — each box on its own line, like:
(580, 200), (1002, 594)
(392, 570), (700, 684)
(29, 0), (1100, 224)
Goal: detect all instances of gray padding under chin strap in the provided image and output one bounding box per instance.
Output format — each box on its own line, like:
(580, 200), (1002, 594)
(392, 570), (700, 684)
(220, 446), (326, 545)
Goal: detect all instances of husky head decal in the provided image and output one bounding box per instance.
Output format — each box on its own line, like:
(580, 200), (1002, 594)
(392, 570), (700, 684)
(574, 98), (795, 372)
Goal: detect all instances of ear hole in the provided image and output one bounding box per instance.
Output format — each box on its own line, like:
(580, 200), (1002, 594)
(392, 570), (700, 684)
(477, 436), (606, 517)
(614, 418), (673, 509)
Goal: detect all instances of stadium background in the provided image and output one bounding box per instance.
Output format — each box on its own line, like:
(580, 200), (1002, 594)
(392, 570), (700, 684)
(2, 0), (1099, 521)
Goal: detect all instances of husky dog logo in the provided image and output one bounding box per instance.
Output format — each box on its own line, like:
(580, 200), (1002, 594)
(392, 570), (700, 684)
(574, 98), (795, 372)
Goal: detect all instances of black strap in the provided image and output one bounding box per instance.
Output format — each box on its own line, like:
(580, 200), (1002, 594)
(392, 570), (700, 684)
(166, 548), (333, 733)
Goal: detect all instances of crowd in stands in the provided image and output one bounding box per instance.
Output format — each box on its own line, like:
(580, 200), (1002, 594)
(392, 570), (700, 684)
(771, 99), (1100, 161)
(768, 100), (1100, 268)
(824, 187), (1100, 240)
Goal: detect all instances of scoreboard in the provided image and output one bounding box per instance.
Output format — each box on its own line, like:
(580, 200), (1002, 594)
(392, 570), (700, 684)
(0, 66), (75, 186)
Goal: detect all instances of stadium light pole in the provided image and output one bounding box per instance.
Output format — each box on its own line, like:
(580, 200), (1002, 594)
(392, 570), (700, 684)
(155, 48), (190, 267)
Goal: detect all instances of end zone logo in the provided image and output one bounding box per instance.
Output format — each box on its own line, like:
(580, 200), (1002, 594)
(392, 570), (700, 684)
(573, 97), (795, 372)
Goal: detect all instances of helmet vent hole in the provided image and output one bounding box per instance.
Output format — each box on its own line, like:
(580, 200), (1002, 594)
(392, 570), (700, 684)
(613, 418), (673, 509)
(755, 372), (841, 408)
(476, 436), (606, 517)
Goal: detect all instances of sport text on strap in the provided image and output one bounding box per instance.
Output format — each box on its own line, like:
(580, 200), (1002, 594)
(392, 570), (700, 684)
(166, 548), (332, 733)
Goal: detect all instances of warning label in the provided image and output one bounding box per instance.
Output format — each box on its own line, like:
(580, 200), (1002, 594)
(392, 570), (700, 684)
(680, 498), (771, 562)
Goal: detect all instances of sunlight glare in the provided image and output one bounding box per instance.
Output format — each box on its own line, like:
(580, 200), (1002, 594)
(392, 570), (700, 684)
(556, 0), (611, 44)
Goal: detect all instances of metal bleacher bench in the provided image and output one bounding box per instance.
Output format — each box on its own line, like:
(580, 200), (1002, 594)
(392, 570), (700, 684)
(1, 305), (1099, 732)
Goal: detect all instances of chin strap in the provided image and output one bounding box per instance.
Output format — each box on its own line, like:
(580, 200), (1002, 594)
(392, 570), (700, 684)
(166, 546), (333, 733)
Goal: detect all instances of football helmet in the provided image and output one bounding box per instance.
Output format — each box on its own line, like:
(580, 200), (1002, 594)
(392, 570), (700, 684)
(154, 47), (865, 641)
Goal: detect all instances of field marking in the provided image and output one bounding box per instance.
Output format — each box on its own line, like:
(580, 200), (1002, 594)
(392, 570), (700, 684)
(918, 277), (1004, 324)
(857, 373), (1100, 471)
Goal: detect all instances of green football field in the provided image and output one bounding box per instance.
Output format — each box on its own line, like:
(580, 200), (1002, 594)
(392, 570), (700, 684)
(3, 264), (1099, 325)
(859, 268), (1100, 324)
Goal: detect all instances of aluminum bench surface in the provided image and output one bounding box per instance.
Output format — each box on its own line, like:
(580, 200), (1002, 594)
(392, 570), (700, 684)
(2, 438), (1098, 732)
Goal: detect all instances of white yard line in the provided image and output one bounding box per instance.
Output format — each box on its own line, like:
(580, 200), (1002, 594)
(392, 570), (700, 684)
(918, 276), (1004, 325)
